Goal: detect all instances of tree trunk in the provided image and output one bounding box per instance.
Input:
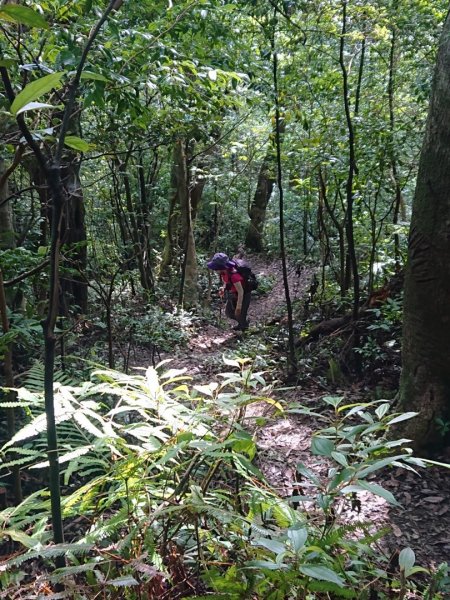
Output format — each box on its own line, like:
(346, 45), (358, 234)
(60, 159), (88, 313)
(245, 111), (286, 254)
(272, 31), (297, 376)
(245, 154), (276, 252)
(339, 0), (360, 322)
(160, 139), (199, 306)
(179, 142), (198, 306)
(160, 141), (184, 276)
(0, 158), (16, 250)
(0, 161), (22, 503)
(398, 14), (450, 449)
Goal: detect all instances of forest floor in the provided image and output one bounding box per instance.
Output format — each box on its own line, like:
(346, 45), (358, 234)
(132, 255), (450, 571)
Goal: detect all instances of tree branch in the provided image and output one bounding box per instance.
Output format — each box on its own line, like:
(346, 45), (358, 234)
(4, 259), (50, 288)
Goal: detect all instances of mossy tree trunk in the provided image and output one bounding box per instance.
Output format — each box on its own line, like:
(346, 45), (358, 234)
(398, 14), (450, 448)
(245, 153), (276, 252)
(245, 111), (286, 254)
(0, 163), (14, 249)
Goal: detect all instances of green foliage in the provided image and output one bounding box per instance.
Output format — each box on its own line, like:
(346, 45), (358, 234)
(1, 365), (448, 598)
(253, 272), (276, 296)
(10, 71), (65, 115)
(115, 303), (193, 352)
(367, 296), (403, 334)
(355, 296), (403, 365)
(0, 4), (49, 29)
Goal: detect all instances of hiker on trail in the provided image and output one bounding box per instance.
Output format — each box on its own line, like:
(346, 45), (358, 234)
(207, 252), (252, 331)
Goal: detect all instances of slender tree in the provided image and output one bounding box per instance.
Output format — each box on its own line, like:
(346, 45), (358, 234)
(1, 0), (121, 567)
(272, 18), (297, 376)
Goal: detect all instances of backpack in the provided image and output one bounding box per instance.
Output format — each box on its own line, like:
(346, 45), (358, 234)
(229, 259), (258, 292)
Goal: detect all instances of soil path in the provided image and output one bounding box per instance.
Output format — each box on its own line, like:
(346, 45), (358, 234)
(151, 255), (311, 381)
(134, 256), (450, 570)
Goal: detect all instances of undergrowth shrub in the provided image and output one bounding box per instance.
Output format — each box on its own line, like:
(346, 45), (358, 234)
(0, 361), (448, 599)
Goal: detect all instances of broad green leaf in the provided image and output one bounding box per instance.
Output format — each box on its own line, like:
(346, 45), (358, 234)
(232, 438), (256, 460)
(16, 101), (54, 116)
(311, 436), (335, 457)
(342, 481), (400, 506)
(0, 5), (49, 29)
(11, 72), (65, 115)
(375, 403), (391, 419)
(386, 412), (419, 425)
(322, 395), (344, 408)
(222, 356), (240, 367)
(193, 383), (217, 396)
(356, 454), (405, 478)
(327, 467), (355, 492)
(399, 547), (415, 573)
(308, 581), (356, 597)
(287, 526), (308, 552)
(253, 537), (286, 555)
(331, 451), (348, 467)
(64, 135), (91, 152)
(80, 70), (109, 82)
(299, 565), (344, 587)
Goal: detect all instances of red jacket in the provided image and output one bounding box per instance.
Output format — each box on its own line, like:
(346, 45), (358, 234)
(221, 269), (244, 294)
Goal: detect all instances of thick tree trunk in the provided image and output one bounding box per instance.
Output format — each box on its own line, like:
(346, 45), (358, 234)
(160, 139), (199, 306)
(398, 14), (450, 448)
(245, 112), (286, 254)
(245, 155), (276, 252)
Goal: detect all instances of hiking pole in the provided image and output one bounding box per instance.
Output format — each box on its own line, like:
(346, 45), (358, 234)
(218, 290), (227, 328)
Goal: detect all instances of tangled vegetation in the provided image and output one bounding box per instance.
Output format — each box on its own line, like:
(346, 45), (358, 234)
(1, 359), (448, 598)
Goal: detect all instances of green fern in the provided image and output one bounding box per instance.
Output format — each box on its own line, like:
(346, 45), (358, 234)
(21, 360), (77, 392)
(0, 361), (436, 599)
(3, 543), (94, 570)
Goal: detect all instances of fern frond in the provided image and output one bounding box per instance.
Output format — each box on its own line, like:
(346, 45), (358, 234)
(31, 445), (94, 470)
(22, 360), (77, 392)
(4, 543), (94, 569)
(2, 413), (47, 448)
(1, 454), (40, 469)
(105, 575), (138, 588)
(49, 560), (107, 580)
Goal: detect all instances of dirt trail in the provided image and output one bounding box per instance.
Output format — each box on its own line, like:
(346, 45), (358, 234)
(146, 255), (313, 381)
(133, 256), (450, 569)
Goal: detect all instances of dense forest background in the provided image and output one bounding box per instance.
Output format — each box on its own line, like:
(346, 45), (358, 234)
(1, 1), (450, 598)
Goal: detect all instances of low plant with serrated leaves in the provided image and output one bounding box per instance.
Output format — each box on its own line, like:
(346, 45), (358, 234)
(0, 368), (448, 598)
